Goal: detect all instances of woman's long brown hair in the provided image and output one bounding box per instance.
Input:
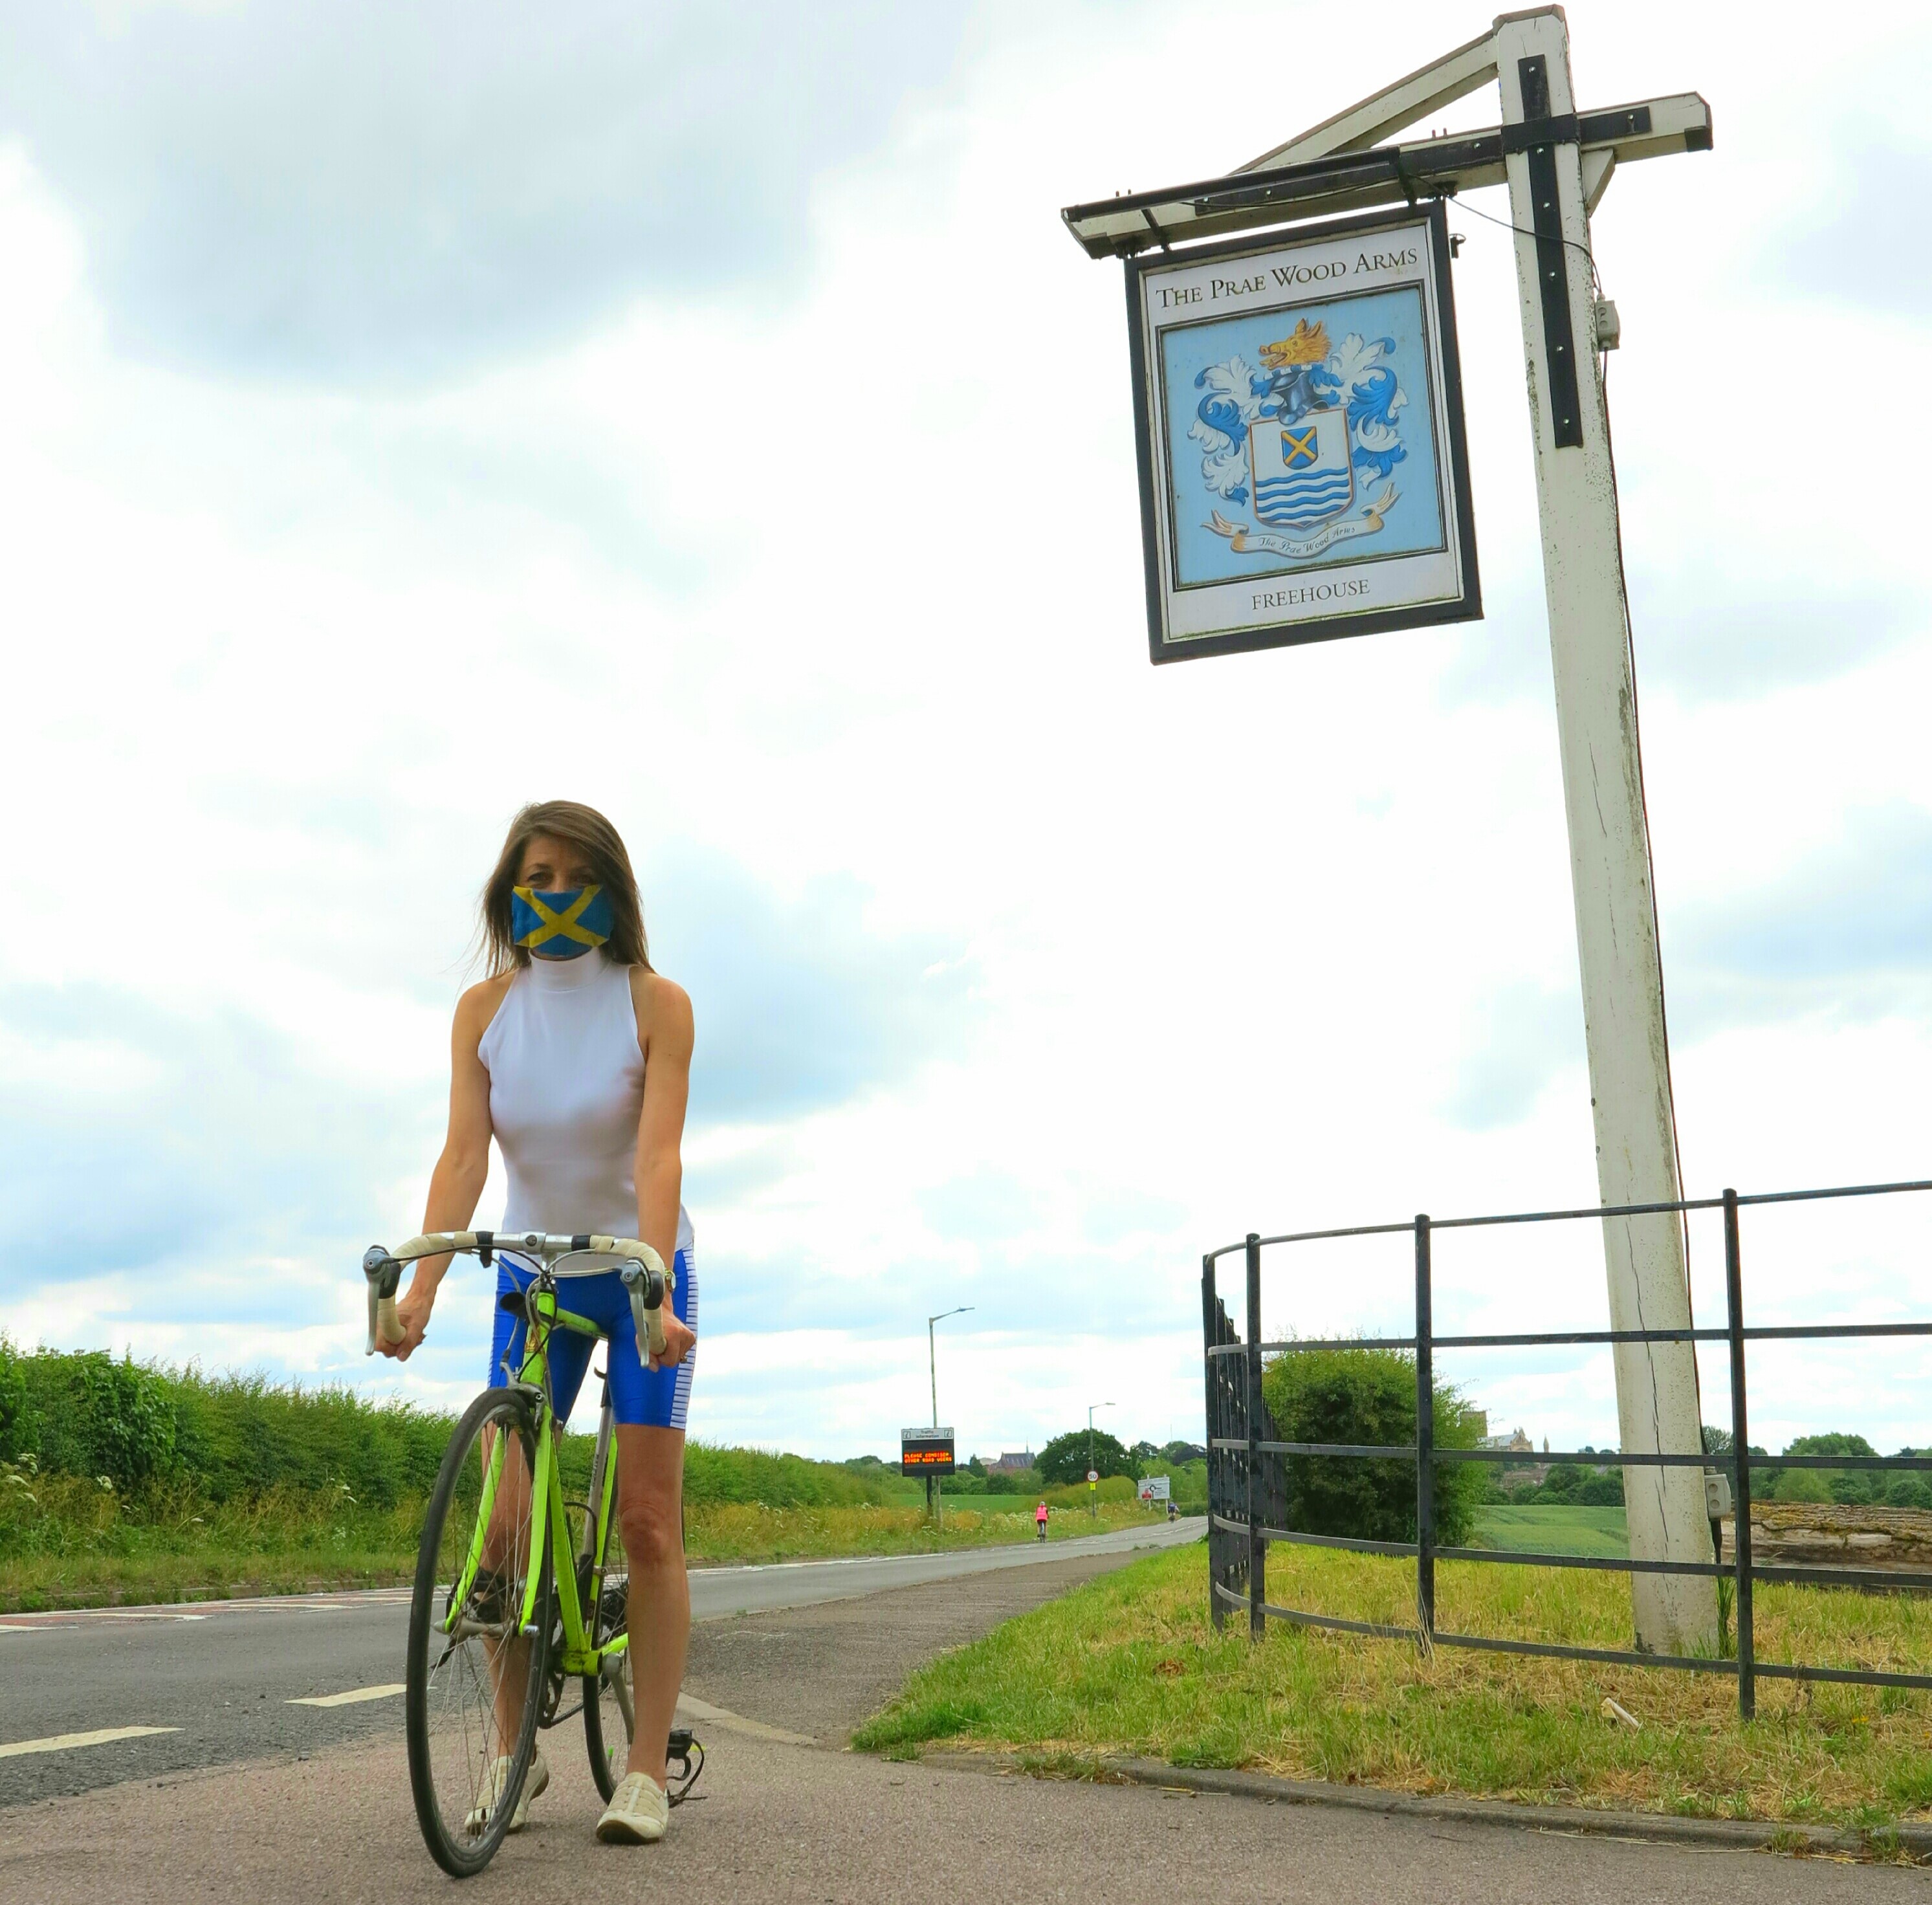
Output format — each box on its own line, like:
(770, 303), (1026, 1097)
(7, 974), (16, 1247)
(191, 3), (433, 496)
(479, 800), (650, 975)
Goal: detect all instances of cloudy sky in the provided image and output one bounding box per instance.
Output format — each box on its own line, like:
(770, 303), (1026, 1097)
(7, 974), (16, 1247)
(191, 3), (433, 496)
(3, 0), (1927, 1463)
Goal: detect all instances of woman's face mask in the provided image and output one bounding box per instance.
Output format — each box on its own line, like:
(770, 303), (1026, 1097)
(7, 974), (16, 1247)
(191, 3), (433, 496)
(511, 885), (615, 959)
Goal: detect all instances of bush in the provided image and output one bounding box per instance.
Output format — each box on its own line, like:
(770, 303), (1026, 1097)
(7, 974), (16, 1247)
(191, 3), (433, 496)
(1774, 1468), (1833, 1504)
(1884, 1475), (1932, 1510)
(1260, 1345), (1486, 1547)
(1540, 1462), (1583, 1501)
(1777, 1434), (1880, 1508)
(21, 1352), (180, 1492)
(0, 1339), (25, 1463)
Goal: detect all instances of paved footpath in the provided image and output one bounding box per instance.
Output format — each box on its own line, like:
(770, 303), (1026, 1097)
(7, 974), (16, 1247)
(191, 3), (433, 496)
(1, 1524), (1920, 1903)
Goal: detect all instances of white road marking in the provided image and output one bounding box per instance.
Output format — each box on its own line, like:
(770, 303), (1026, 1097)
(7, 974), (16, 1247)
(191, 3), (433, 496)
(0, 1725), (179, 1760)
(287, 1682), (407, 1708)
(0, 1623), (58, 1633)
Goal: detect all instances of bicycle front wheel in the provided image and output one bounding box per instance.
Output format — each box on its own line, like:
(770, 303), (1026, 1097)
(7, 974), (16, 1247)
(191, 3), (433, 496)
(405, 1386), (554, 1878)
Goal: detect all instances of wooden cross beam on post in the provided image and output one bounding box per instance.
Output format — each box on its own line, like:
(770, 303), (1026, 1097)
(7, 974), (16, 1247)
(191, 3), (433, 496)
(1062, 8), (1719, 1655)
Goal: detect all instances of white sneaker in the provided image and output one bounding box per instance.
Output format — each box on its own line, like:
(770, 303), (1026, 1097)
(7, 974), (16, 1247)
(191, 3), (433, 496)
(596, 1770), (669, 1844)
(464, 1745), (548, 1835)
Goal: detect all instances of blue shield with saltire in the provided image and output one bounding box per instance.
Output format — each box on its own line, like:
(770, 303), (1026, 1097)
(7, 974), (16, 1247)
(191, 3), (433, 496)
(1248, 407), (1354, 532)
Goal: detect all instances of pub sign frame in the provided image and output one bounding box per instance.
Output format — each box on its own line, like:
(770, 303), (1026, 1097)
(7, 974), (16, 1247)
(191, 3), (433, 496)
(1126, 202), (1480, 664)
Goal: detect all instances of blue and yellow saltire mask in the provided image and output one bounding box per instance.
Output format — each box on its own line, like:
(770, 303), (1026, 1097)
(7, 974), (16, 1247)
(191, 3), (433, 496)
(511, 885), (615, 959)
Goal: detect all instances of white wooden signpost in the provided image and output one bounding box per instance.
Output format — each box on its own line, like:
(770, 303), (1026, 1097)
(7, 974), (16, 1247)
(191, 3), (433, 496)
(1062, 7), (1718, 1653)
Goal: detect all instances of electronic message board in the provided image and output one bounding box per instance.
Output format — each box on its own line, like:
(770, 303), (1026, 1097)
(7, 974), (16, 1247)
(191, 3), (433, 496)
(900, 1427), (956, 1477)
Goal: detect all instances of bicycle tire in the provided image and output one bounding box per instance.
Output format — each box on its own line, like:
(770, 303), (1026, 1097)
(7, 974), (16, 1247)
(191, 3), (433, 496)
(582, 1560), (635, 1798)
(405, 1386), (555, 1878)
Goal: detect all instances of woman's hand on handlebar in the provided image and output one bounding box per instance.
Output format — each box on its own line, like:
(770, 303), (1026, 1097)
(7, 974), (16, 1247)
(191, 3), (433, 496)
(649, 1310), (696, 1373)
(379, 1279), (435, 1361)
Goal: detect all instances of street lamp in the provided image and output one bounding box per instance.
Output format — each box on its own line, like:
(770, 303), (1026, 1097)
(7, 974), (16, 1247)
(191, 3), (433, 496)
(1087, 1401), (1114, 1519)
(927, 1306), (974, 1525)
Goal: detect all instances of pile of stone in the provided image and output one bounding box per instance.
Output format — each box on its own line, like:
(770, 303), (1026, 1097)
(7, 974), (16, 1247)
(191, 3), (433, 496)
(1717, 1501), (1932, 1578)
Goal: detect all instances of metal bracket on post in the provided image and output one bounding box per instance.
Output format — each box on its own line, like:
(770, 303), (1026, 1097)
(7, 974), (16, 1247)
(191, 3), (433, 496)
(1245, 1231), (1265, 1641)
(1513, 53), (1583, 447)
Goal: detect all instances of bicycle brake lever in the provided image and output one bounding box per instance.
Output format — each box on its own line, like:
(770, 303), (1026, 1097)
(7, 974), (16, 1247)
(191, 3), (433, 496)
(618, 1261), (669, 1361)
(363, 1246), (404, 1355)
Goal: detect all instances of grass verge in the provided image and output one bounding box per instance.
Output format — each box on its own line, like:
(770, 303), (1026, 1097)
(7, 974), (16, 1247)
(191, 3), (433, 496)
(853, 1538), (1932, 1831)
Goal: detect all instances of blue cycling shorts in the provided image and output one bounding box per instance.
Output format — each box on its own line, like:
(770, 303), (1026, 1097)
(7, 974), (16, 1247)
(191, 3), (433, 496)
(487, 1247), (696, 1431)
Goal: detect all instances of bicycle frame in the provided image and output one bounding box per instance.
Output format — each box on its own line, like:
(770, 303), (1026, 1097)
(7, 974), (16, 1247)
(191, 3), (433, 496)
(362, 1228), (668, 1679)
(445, 1280), (630, 1679)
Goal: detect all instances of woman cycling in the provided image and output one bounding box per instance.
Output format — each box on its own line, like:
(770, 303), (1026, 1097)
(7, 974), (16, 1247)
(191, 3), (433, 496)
(377, 798), (697, 1847)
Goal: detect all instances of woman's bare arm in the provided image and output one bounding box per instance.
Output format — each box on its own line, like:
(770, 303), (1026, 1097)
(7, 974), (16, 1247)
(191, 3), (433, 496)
(378, 979), (505, 1361)
(631, 969), (696, 1371)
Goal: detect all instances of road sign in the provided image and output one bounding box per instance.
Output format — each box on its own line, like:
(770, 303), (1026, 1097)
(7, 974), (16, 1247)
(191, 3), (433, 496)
(1125, 203), (1478, 664)
(1137, 1475), (1171, 1503)
(901, 1427), (956, 1477)
(1086, 1469), (1099, 1484)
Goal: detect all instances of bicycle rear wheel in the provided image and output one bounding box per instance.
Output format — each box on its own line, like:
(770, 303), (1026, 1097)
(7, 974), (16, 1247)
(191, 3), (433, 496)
(405, 1386), (554, 1877)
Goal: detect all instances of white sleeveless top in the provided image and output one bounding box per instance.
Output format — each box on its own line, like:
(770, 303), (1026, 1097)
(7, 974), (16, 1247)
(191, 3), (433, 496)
(478, 951), (694, 1264)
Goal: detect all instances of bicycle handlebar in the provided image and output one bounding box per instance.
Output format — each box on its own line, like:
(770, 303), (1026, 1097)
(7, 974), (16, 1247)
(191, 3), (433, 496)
(362, 1231), (674, 1362)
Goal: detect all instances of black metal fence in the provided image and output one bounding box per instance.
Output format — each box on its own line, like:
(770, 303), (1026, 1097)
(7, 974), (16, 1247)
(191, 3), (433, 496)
(1202, 1178), (1932, 1717)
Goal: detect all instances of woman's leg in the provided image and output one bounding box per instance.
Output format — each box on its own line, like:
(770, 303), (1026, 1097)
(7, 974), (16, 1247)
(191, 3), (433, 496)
(613, 1424), (688, 1785)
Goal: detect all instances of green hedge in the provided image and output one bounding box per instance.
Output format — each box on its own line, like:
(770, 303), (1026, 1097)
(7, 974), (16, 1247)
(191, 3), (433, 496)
(1, 1343), (452, 1506)
(682, 1443), (891, 1508)
(0, 1340), (896, 1511)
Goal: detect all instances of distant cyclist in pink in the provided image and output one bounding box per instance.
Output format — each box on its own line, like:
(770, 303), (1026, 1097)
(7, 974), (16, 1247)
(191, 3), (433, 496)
(1036, 1500), (1049, 1541)
(379, 800), (696, 1847)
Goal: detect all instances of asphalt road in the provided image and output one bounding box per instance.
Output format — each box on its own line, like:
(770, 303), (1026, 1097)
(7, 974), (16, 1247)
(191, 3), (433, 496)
(0, 1519), (1202, 1808)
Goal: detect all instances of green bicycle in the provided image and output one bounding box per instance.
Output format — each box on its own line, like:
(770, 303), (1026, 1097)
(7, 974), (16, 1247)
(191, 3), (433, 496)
(362, 1229), (695, 1878)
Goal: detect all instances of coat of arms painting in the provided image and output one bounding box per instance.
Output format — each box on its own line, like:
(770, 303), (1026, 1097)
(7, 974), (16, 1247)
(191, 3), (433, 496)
(1159, 284), (1448, 591)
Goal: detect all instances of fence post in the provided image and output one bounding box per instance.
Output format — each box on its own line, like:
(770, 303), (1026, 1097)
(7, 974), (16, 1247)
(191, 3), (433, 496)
(1246, 1231), (1265, 1640)
(1414, 1214), (1436, 1646)
(1203, 1253), (1225, 1632)
(1722, 1188), (1755, 1721)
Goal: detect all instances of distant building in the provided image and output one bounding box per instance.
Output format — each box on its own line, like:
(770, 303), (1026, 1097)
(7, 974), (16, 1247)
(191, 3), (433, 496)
(1481, 1427), (1548, 1487)
(991, 1449), (1035, 1473)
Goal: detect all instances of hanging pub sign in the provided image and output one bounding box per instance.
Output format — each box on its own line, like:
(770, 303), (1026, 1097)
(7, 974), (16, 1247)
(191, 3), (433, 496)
(901, 1427), (956, 1476)
(1126, 203), (1479, 664)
